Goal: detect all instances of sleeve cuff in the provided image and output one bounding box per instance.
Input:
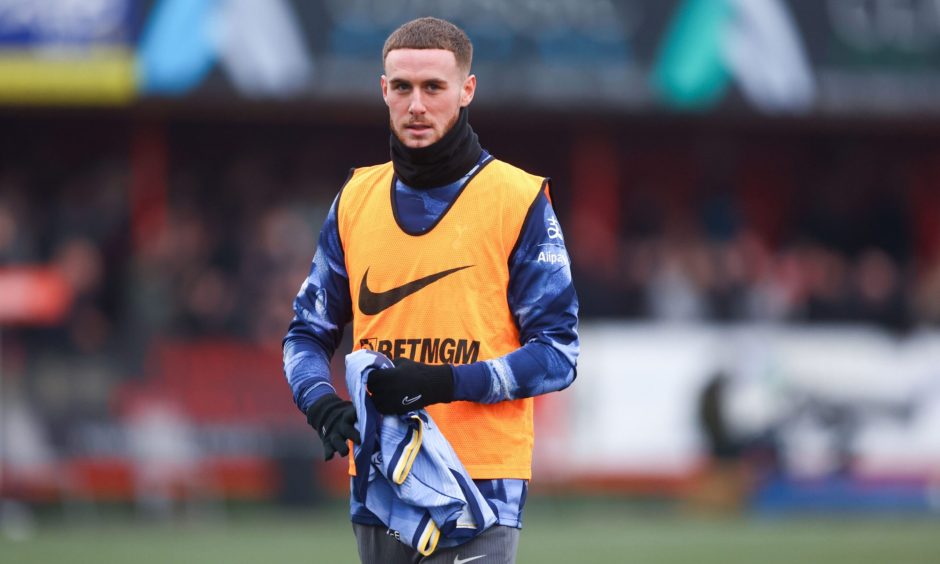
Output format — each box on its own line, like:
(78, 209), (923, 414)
(452, 362), (491, 402)
(299, 382), (337, 414)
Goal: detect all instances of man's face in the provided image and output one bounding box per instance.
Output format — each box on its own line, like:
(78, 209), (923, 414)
(382, 48), (476, 149)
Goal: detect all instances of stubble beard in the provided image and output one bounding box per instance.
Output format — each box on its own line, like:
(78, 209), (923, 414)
(390, 107), (461, 149)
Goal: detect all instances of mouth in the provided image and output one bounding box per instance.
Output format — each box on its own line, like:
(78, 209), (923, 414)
(405, 124), (432, 134)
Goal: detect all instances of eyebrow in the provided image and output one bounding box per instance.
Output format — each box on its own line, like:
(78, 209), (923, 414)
(388, 77), (447, 88)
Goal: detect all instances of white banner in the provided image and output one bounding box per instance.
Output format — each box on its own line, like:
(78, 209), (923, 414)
(534, 323), (940, 484)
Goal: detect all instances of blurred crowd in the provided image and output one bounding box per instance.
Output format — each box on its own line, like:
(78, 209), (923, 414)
(0, 121), (336, 459)
(1, 119), (939, 414)
(569, 137), (940, 332)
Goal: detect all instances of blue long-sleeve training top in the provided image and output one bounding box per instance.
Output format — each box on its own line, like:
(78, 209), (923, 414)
(283, 150), (579, 528)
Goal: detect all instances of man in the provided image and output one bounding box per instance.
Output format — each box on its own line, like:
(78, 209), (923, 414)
(283, 16), (579, 563)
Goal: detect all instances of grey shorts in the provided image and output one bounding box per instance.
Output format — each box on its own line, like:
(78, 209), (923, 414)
(352, 522), (520, 564)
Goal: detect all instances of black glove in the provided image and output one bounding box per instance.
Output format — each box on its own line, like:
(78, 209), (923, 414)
(367, 358), (455, 415)
(305, 393), (360, 460)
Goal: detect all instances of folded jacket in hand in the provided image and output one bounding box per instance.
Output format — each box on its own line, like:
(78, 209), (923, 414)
(346, 349), (497, 556)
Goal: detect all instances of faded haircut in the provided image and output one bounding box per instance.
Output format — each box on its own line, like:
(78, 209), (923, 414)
(383, 17), (473, 74)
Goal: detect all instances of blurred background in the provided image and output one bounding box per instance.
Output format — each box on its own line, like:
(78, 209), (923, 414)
(1, 1), (939, 562)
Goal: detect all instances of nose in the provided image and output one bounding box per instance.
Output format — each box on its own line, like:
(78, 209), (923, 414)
(408, 91), (425, 115)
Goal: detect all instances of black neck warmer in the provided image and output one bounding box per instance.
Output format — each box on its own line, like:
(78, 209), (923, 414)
(390, 107), (483, 189)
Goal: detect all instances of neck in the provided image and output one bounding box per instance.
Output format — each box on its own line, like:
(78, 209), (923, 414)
(390, 107), (483, 189)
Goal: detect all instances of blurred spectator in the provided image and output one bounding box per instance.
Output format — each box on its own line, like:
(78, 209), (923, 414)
(915, 257), (940, 326)
(0, 177), (38, 263)
(799, 244), (852, 323)
(850, 248), (909, 331)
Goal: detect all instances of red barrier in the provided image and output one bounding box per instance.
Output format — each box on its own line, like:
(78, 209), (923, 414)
(117, 339), (301, 427)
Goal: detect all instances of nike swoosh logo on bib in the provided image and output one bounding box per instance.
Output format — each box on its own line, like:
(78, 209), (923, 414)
(358, 265), (473, 315)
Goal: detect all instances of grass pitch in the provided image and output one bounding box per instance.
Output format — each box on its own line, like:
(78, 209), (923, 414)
(2, 497), (938, 563)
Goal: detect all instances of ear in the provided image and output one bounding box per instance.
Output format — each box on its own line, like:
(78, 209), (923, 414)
(381, 75), (389, 105)
(460, 74), (476, 107)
